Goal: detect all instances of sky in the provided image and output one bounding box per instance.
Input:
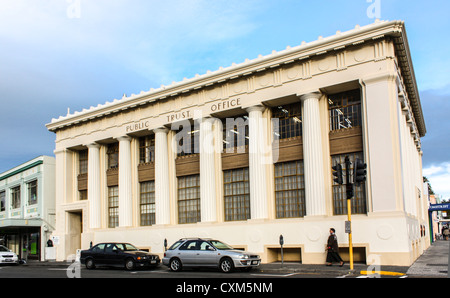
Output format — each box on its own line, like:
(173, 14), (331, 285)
(0, 0), (449, 199)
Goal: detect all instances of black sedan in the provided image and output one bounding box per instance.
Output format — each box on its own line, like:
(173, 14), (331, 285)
(80, 243), (160, 270)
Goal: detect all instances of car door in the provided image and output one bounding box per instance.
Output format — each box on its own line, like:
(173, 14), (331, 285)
(89, 243), (106, 265)
(104, 243), (123, 266)
(196, 241), (219, 266)
(177, 240), (199, 266)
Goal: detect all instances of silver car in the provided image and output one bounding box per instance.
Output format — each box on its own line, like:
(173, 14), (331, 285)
(163, 238), (261, 273)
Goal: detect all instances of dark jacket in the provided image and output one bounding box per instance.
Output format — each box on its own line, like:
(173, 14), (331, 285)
(327, 233), (339, 253)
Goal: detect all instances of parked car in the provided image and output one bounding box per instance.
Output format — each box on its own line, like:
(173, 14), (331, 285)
(80, 242), (160, 270)
(163, 238), (261, 273)
(0, 245), (19, 265)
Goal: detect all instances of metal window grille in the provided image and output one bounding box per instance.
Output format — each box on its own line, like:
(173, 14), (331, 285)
(139, 135), (155, 164)
(223, 168), (250, 221)
(177, 175), (200, 224)
(108, 186), (119, 228)
(331, 152), (367, 215)
(274, 160), (306, 218)
(107, 143), (119, 169)
(79, 149), (88, 174)
(271, 103), (302, 139)
(140, 181), (155, 226)
(328, 89), (362, 131)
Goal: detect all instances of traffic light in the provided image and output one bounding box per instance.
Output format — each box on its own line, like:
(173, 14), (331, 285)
(353, 158), (367, 186)
(346, 183), (354, 200)
(332, 164), (343, 185)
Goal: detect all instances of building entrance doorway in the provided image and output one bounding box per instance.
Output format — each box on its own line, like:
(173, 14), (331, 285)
(67, 211), (83, 259)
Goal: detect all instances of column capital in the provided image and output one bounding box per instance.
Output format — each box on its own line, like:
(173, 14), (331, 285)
(116, 135), (131, 142)
(245, 104), (266, 113)
(153, 127), (169, 134)
(86, 142), (100, 149)
(298, 91), (322, 102)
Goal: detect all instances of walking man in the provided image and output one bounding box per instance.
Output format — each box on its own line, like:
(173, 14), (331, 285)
(326, 228), (344, 267)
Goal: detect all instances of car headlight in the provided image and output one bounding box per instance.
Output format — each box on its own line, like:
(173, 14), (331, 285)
(238, 254), (249, 259)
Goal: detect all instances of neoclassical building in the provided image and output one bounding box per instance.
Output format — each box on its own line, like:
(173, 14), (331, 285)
(46, 20), (428, 266)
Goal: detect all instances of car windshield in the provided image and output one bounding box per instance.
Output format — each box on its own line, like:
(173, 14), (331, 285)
(0, 245), (9, 252)
(116, 243), (139, 251)
(210, 240), (234, 250)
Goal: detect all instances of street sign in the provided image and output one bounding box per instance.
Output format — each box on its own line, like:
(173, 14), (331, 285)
(345, 221), (351, 234)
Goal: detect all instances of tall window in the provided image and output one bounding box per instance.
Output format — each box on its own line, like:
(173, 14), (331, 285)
(0, 191), (5, 212)
(107, 143), (119, 169)
(272, 103), (302, 139)
(108, 186), (119, 228)
(178, 175), (200, 224)
(222, 116), (249, 151)
(328, 89), (362, 131)
(79, 149), (88, 174)
(27, 180), (38, 205)
(175, 125), (199, 157)
(331, 152), (367, 215)
(140, 181), (155, 226)
(223, 168), (250, 221)
(11, 186), (20, 209)
(139, 135), (155, 164)
(274, 160), (306, 218)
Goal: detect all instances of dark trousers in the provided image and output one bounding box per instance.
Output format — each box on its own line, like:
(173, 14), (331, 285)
(326, 251), (343, 263)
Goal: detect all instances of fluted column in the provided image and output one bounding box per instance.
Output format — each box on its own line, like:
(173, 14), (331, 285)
(87, 143), (101, 229)
(154, 127), (171, 225)
(300, 92), (326, 216)
(246, 105), (268, 220)
(117, 136), (133, 227)
(200, 117), (217, 222)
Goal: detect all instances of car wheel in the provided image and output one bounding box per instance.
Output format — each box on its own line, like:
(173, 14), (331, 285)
(85, 258), (95, 270)
(169, 258), (182, 272)
(125, 258), (136, 271)
(219, 257), (234, 273)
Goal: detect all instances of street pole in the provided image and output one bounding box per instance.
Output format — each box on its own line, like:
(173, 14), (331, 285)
(345, 156), (354, 270)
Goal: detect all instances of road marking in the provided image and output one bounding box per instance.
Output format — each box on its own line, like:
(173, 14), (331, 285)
(360, 270), (406, 276)
(251, 272), (301, 277)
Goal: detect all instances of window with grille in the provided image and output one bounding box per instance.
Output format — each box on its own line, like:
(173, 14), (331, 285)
(140, 181), (155, 226)
(79, 149), (88, 174)
(222, 116), (249, 151)
(108, 186), (119, 228)
(272, 103), (302, 139)
(178, 175), (200, 224)
(139, 135), (155, 164)
(223, 167), (250, 221)
(331, 152), (367, 215)
(328, 89), (362, 131)
(11, 186), (20, 209)
(79, 190), (88, 201)
(274, 160), (306, 218)
(175, 125), (199, 157)
(107, 143), (119, 169)
(0, 191), (5, 212)
(27, 180), (38, 205)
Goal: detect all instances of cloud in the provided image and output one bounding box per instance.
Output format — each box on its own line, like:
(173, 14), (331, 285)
(423, 162), (450, 200)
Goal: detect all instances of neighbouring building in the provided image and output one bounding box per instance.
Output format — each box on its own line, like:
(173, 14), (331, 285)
(46, 20), (428, 266)
(0, 156), (56, 261)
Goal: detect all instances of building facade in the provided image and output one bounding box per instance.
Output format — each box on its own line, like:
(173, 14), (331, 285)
(46, 20), (428, 266)
(0, 156), (56, 261)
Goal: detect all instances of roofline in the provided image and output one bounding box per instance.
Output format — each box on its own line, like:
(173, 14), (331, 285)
(46, 20), (425, 137)
(0, 155), (55, 181)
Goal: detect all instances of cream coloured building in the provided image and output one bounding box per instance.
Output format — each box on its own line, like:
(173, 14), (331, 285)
(46, 20), (428, 266)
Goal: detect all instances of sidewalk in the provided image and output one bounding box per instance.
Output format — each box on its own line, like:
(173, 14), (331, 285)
(258, 240), (449, 278)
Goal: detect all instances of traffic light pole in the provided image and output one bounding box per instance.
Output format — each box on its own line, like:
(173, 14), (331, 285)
(345, 156), (354, 270)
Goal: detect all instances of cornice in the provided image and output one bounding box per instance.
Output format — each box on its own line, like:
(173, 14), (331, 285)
(46, 20), (424, 137)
